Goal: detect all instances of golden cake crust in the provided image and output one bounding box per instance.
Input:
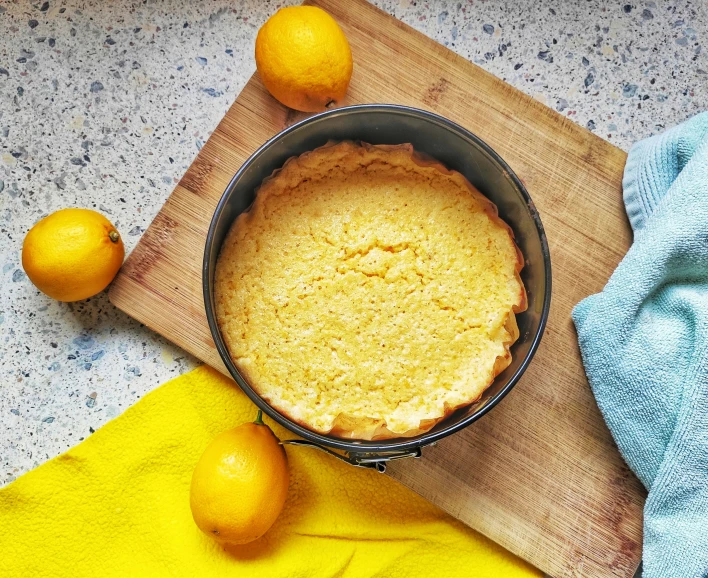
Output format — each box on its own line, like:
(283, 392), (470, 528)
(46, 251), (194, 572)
(215, 141), (526, 440)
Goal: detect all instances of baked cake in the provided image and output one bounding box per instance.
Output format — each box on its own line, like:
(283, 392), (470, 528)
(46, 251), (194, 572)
(215, 141), (526, 440)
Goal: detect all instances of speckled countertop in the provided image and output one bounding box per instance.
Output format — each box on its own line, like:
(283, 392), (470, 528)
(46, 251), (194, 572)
(1, 0), (706, 494)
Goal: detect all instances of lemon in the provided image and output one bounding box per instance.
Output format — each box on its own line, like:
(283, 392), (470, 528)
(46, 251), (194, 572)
(22, 208), (124, 302)
(255, 6), (353, 113)
(190, 411), (289, 545)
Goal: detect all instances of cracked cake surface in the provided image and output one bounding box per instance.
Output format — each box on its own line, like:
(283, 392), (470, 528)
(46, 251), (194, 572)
(215, 141), (526, 440)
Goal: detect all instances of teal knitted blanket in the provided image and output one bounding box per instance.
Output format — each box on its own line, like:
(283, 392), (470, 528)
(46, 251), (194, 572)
(573, 113), (708, 578)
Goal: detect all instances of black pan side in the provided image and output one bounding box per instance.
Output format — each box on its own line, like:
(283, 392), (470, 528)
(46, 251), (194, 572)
(203, 104), (552, 455)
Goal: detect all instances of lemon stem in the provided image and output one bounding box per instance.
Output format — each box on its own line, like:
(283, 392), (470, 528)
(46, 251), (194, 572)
(254, 410), (264, 425)
(108, 230), (120, 243)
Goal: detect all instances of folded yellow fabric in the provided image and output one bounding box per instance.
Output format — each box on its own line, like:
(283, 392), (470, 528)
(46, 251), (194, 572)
(0, 365), (541, 578)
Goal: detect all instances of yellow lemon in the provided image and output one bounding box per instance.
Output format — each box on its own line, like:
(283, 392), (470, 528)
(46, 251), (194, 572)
(255, 6), (353, 112)
(22, 208), (124, 302)
(190, 411), (289, 545)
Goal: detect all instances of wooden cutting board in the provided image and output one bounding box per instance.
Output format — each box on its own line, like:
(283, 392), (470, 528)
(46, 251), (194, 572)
(109, 0), (645, 576)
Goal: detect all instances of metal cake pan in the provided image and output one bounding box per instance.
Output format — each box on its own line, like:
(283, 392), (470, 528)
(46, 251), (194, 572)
(204, 104), (552, 470)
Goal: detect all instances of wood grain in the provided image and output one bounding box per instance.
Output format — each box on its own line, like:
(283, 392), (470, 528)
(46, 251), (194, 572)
(109, 1), (645, 576)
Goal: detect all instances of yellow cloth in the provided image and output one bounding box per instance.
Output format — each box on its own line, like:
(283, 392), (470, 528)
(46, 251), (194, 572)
(0, 366), (541, 578)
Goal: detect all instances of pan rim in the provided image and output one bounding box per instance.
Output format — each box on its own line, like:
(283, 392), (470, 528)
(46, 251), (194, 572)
(203, 103), (552, 454)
